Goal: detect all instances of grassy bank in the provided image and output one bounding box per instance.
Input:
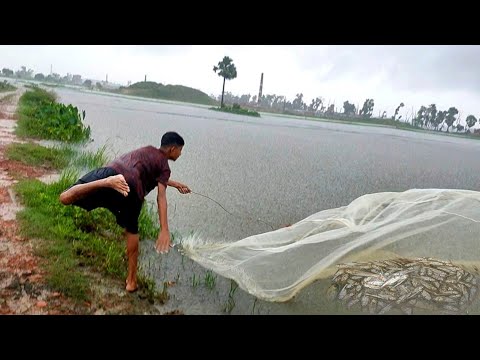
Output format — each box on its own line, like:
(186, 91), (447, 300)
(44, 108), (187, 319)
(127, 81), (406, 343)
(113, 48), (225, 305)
(0, 80), (16, 92)
(15, 85), (91, 143)
(210, 104), (260, 117)
(6, 142), (74, 169)
(9, 87), (162, 303)
(14, 165), (159, 300)
(115, 81), (217, 106)
(253, 106), (480, 140)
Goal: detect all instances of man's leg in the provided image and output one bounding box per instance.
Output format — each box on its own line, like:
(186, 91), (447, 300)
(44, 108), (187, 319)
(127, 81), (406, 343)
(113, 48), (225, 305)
(59, 173), (130, 205)
(125, 231), (140, 292)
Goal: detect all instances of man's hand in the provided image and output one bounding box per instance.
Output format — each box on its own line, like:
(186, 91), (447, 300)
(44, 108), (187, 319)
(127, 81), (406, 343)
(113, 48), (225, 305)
(175, 181), (191, 194)
(167, 180), (191, 194)
(155, 229), (171, 254)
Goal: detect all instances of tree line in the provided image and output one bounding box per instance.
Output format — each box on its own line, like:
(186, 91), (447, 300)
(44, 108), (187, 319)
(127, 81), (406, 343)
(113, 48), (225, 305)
(4, 60), (479, 136)
(211, 56), (478, 135)
(2, 66), (97, 89)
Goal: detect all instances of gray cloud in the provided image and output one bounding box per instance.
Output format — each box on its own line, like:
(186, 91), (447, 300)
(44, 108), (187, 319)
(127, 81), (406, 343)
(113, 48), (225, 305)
(296, 45), (480, 93)
(134, 45), (193, 56)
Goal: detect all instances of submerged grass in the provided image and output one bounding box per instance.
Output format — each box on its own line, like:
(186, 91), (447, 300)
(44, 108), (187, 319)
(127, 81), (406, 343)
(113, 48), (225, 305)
(70, 144), (110, 170)
(204, 270), (217, 290)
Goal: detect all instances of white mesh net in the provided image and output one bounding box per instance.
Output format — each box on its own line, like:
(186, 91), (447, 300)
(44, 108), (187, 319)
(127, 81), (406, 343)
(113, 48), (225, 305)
(179, 189), (480, 304)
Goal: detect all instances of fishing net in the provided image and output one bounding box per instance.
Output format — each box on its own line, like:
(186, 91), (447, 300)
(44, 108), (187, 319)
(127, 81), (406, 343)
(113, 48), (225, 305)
(179, 188), (480, 311)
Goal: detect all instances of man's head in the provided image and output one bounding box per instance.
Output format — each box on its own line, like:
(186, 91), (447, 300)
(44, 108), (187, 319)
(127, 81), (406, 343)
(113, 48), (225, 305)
(160, 131), (184, 161)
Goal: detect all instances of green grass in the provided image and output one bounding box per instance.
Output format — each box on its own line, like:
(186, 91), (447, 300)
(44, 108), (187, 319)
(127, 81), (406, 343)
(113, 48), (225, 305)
(21, 85), (57, 103)
(15, 87), (91, 143)
(7, 87), (165, 302)
(70, 144), (110, 171)
(191, 274), (201, 287)
(5, 142), (75, 169)
(9, 143), (163, 302)
(210, 104), (260, 117)
(14, 172), (125, 300)
(14, 168), (163, 302)
(116, 81), (216, 106)
(5, 142), (110, 175)
(204, 270), (217, 290)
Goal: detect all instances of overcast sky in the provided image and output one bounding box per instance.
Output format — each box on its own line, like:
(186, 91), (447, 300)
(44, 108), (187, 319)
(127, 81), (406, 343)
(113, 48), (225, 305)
(2, 45), (480, 121)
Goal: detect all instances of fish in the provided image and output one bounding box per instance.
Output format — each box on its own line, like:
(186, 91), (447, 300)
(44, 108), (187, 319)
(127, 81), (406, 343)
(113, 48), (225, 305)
(330, 256), (478, 315)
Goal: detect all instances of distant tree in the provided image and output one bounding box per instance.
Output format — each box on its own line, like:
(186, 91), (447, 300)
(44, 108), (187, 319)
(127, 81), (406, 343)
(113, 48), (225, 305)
(83, 79), (92, 88)
(15, 66), (25, 78)
(51, 73), (61, 82)
(434, 110), (447, 131)
(359, 98), (375, 118)
(213, 56), (237, 108)
(273, 95), (286, 110)
(343, 101), (356, 116)
(465, 115), (477, 132)
(415, 106), (427, 127)
(223, 91), (235, 104)
(61, 73), (72, 84)
(2, 68), (13, 76)
(72, 74), (82, 85)
(445, 107), (459, 132)
(326, 104), (335, 114)
(239, 94), (251, 105)
(292, 93), (305, 110)
(34, 73), (45, 81)
(425, 104), (437, 129)
(15, 68), (22, 78)
(308, 97), (323, 112)
(15, 66), (33, 79)
(393, 102), (404, 121)
(263, 94), (274, 108)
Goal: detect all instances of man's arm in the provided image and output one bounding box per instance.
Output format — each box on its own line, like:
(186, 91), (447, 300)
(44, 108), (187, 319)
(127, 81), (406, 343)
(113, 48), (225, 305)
(167, 179), (191, 194)
(155, 182), (170, 253)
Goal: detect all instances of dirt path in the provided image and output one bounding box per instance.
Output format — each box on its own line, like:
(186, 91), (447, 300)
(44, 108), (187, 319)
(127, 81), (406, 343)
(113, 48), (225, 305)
(0, 88), (165, 315)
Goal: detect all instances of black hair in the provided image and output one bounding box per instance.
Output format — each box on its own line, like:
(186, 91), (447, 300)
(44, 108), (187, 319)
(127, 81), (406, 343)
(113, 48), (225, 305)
(161, 131), (185, 147)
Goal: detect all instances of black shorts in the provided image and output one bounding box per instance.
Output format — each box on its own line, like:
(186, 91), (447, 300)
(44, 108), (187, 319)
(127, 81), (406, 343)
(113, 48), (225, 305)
(70, 167), (142, 234)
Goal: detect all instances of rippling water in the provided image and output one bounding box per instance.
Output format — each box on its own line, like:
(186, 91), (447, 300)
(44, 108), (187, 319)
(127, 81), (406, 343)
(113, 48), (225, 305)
(55, 88), (480, 314)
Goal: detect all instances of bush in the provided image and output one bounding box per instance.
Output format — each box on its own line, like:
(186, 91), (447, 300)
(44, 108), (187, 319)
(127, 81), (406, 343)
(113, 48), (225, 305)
(16, 88), (91, 143)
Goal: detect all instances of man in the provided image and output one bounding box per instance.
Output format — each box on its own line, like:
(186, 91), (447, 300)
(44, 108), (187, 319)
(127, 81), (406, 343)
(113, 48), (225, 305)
(59, 131), (191, 292)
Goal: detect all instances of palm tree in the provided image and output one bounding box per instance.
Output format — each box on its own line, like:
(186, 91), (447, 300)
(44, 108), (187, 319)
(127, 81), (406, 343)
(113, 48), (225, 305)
(213, 56), (237, 108)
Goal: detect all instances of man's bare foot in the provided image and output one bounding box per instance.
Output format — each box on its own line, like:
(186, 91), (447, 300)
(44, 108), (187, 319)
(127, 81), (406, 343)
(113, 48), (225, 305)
(126, 279), (138, 292)
(107, 174), (130, 197)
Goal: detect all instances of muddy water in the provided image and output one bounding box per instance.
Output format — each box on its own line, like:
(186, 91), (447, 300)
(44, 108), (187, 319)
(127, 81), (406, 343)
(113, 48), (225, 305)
(52, 88), (480, 314)
(139, 239), (360, 315)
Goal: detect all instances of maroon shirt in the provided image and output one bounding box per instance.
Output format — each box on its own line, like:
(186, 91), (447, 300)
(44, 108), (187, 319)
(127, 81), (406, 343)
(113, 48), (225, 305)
(107, 146), (171, 201)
